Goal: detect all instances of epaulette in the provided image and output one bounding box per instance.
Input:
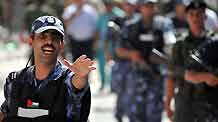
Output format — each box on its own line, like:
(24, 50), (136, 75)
(8, 66), (30, 81)
(8, 72), (18, 80)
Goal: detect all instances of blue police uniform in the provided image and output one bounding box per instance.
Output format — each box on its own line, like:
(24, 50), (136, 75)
(110, 14), (140, 122)
(117, 16), (165, 122)
(0, 61), (91, 122)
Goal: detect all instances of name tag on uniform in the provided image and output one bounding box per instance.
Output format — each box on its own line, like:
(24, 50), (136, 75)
(139, 34), (154, 42)
(17, 107), (49, 118)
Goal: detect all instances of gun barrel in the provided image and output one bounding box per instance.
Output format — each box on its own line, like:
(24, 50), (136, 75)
(190, 54), (217, 76)
(151, 48), (169, 64)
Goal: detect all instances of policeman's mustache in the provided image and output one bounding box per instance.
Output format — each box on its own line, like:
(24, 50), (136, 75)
(41, 44), (56, 51)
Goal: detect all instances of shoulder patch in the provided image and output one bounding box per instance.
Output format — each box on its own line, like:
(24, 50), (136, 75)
(7, 72), (19, 81)
(7, 67), (30, 81)
(11, 72), (18, 80)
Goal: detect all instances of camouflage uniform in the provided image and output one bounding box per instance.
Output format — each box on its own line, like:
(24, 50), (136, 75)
(110, 13), (141, 122)
(117, 17), (165, 122)
(111, 59), (132, 121)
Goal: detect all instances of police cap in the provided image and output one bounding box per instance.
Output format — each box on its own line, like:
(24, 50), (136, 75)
(185, 1), (207, 12)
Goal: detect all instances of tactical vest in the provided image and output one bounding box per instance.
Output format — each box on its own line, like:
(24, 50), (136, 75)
(174, 34), (206, 97)
(182, 34), (218, 121)
(3, 67), (91, 122)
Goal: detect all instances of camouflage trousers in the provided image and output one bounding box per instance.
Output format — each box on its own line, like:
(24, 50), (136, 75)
(126, 65), (164, 122)
(111, 60), (133, 121)
(111, 61), (164, 122)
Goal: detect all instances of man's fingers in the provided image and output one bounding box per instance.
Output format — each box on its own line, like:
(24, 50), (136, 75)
(64, 56), (95, 76)
(80, 57), (91, 63)
(90, 61), (96, 66)
(77, 55), (87, 61)
(81, 59), (95, 66)
(63, 59), (73, 68)
(89, 66), (96, 71)
(85, 59), (94, 66)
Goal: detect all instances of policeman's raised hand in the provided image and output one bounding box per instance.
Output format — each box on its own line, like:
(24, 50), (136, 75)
(63, 55), (96, 78)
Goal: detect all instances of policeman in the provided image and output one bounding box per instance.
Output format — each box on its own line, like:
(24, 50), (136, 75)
(109, 0), (140, 122)
(0, 16), (95, 122)
(115, 0), (168, 122)
(165, 1), (212, 122)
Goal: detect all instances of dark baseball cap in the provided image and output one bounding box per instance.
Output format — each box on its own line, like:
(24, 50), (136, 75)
(185, 1), (207, 12)
(31, 16), (64, 36)
(175, 0), (186, 5)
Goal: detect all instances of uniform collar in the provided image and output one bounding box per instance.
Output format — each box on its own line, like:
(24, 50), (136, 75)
(47, 61), (66, 81)
(29, 61), (67, 82)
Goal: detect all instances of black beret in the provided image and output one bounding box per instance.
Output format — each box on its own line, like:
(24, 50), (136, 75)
(185, 1), (207, 12)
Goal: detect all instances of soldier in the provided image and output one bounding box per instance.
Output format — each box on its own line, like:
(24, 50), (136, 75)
(184, 36), (218, 121)
(165, 1), (214, 122)
(184, 18), (218, 122)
